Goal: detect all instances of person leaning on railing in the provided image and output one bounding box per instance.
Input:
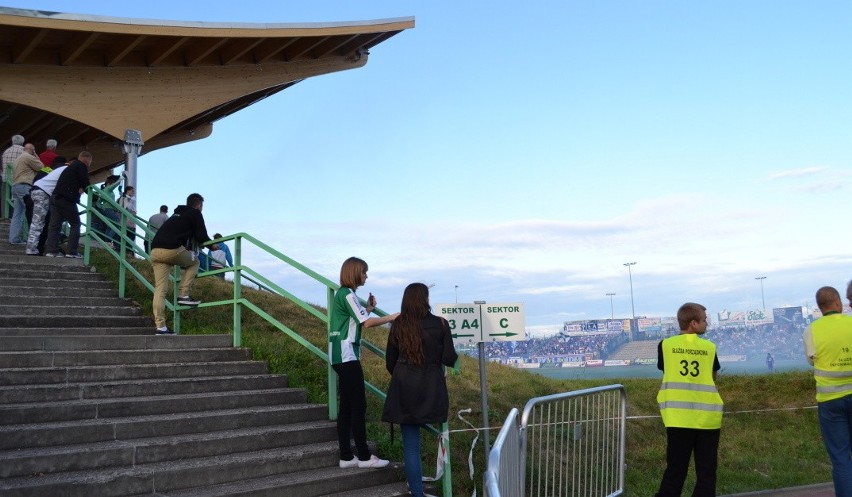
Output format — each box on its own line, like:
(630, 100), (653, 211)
(330, 257), (399, 469)
(149, 193), (217, 335)
(25, 157), (67, 256)
(44, 151), (92, 258)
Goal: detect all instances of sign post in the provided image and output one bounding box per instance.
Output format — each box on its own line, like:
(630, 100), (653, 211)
(434, 301), (525, 469)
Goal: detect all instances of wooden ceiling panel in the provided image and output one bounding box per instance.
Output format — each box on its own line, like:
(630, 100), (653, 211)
(0, 7), (413, 170)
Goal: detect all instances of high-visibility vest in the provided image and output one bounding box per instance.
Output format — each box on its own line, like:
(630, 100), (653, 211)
(657, 333), (724, 429)
(811, 313), (852, 403)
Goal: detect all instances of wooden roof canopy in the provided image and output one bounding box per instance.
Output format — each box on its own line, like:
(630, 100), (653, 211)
(0, 7), (414, 178)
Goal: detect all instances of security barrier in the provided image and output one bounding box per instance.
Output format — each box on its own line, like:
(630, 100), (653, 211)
(486, 384), (626, 497)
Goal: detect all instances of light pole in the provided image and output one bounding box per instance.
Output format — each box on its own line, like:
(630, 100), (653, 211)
(606, 293), (616, 319)
(755, 276), (766, 311)
(454, 285), (458, 304)
(623, 262), (637, 320)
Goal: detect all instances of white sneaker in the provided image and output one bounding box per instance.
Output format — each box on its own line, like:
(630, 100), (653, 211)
(338, 458), (359, 469)
(357, 455), (389, 468)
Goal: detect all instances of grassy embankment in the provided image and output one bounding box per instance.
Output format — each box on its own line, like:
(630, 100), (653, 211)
(89, 249), (831, 497)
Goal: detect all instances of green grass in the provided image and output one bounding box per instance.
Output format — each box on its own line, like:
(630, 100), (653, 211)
(88, 249), (831, 496)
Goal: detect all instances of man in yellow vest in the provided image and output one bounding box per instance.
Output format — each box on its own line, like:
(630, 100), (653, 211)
(655, 302), (723, 497)
(804, 285), (852, 497)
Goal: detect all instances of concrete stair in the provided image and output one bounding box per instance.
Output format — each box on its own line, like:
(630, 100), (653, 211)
(0, 220), (409, 496)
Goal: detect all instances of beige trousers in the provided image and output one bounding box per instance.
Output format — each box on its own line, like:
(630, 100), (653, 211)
(151, 246), (199, 328)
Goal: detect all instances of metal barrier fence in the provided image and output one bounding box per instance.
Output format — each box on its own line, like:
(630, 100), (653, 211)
(486, 384), (626, 497)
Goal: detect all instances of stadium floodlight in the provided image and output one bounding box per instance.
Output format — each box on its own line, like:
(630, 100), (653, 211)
(755, 276), (767, 311)
(606, 293), (616, 319)
(623, 262), (637, 321)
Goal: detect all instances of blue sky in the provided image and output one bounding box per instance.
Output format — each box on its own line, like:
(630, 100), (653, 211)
(7, 1), (852, 333)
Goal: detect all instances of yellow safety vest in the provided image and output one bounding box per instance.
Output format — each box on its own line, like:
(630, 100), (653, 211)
(657, 334), (724, 429)
(812, 313), (852, 403)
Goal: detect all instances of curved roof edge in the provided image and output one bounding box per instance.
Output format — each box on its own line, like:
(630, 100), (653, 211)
(0, 6), (415, 33)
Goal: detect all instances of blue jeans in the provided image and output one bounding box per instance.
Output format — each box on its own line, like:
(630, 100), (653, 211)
(103, 208), (121, 243)
(819, 395), (852, 497)
(402, 423), (424, 497)
(8, 183), (30, 243)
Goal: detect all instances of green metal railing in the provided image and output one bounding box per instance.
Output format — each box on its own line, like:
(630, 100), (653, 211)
(75, 187), (454, 496)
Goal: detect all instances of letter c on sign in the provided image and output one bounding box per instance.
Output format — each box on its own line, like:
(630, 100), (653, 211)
(500, 318), (508, 328)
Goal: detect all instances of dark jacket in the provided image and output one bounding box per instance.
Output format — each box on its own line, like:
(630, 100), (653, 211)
(151, 204), (211, 250)
(382, 313), (458, 425)
(52, 160), (90, 202)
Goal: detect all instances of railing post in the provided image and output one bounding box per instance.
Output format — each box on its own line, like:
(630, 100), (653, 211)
(441, 421), (453, 496)
(118, 214), (127, 298)
(232, 236), (242, 347)
(2, 164), (10, 219)
(172, 265), (181, 334)
(83, 194), (92, 265)
(327, 286), (337, 421)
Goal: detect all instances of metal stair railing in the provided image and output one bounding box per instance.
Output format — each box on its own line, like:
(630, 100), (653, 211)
(75, 194), (455, 496)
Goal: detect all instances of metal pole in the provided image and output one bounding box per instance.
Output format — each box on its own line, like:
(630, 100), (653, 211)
(474, 300), (490, 461)
(455, 285), (459, 304)
(606, 293), (615, 319)
(122, 129), (143, 191)
(623, 262), (636, 338)
(755, 276), (767, 311)
(623, 262), (636, 320)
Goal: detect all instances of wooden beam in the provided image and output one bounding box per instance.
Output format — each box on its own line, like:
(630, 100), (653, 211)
(220, 38), (265, 65)
(61, 32), (99, 66)
(185, 37), (229, 66)
(106, 35), (147, 67)
(311, 34), (359, 59)
(253, 38), (297, 64)
(12, 28), (47, 64)
(146, 37), (188, 66)
(282, 37), (328, 61)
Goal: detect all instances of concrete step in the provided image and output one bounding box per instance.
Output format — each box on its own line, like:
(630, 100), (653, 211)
(0, 345), (250, 368)
(0, 267), (106, 280)
(0, 258), (94, 270)
(0, 315), (153, 328)
(161, 464), (405, 497)
(0, 403), (327, 450)
(0, 278), (115, 290)
(0, 334), (232, 352)
(0, 360), (268, 387)
(0, 420), (337, 478)
(0, 253), (86, 265)
(0, 387), (307, 425)
(0, 374), (289, 403)
(0, 286), (123, 298)
(0, 327), (157, 337)
(321, 481), (412, 497)
(0, 441), (351, 497)
(0, 295), (133, 308)
(0, 304), (141, 317)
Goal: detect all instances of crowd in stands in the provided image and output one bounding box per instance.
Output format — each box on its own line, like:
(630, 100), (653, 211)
(707, 321), (806, 361)
(480, 319), (807, 365)
(482, 332), (629, 362)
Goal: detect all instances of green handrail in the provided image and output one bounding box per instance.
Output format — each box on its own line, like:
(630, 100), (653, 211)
(75, 195), (454, 496)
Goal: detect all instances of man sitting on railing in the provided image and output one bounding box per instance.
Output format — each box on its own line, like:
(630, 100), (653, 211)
(149, 193), (217, 335)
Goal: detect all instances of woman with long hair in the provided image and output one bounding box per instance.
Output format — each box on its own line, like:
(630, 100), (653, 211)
(382, 282), (458, 497)
(330, 257), (399, 469)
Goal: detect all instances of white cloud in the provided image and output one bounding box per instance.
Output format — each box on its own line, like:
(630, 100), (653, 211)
(767, 166), (830, 180)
